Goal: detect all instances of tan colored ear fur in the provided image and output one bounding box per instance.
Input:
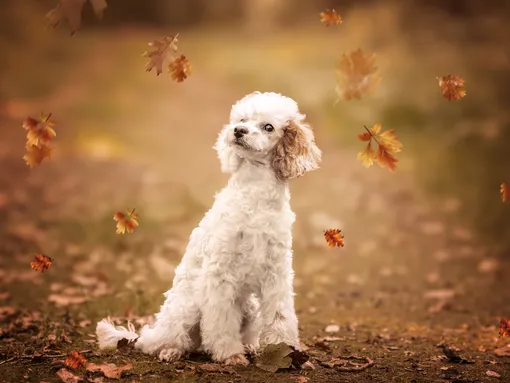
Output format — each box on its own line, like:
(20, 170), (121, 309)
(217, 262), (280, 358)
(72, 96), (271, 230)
(271, 120), (321, 181)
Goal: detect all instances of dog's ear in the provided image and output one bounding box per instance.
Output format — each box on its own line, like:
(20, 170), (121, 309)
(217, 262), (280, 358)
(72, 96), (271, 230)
(214, 126), (243, 173)
(271, 119), (322, 181)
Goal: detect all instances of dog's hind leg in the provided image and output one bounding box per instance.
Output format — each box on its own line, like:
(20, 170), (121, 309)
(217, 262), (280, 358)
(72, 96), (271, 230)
(135, 284), (200, 362)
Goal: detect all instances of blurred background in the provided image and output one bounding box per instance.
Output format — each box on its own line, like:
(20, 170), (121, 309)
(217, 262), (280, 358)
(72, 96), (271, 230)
(1, 0), (510, 381)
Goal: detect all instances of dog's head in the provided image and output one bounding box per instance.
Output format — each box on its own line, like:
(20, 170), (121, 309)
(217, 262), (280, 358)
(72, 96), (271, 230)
(214, 91), (322, 180)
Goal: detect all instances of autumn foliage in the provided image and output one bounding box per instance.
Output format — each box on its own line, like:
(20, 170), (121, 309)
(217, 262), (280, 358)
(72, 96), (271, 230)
(65, 351), (87, 369)
(324, 229), (345, 248)
(143, 35), (192, 82)
(357, 124), (403, 172)
(30, 254), (53, 273)
(320, 9), (342, 26)
(335, 49), (382, 101)
(500, 318), (510, 337)
(437, 74), (467, 101)
(23, 113), (56, 168)
(113, 209), (140, 234)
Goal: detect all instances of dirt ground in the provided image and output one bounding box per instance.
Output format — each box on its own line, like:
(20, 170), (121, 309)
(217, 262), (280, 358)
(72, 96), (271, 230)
(1, 6), (510, 382)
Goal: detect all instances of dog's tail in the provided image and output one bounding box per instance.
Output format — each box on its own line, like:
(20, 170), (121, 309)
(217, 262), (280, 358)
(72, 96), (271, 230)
(95, 317), (139, 350)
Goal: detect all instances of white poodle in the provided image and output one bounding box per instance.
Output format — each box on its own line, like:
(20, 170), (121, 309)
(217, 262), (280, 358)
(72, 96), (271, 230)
(96, 91), (321, 366)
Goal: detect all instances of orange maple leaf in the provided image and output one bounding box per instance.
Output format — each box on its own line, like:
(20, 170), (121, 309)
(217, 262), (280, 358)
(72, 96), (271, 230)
(499, 318), (510, 337)
(113, 208), (140, 234)
(169, 55), (192, 82)
(30, 253), (52, 272)
(324, 229), (345, 248)
(142, 35), (179, 76)
(336, 49), (382, 101)
(23, 144), (54, 168)
(501, 182), (510, 203)
(320, 9), (342, 26)
(65, 351), (87, 369)
(24, 113), (57, 147)
(357, 124), (402, 172)
(437, 74), (466, 101)
(46, 0), (107, 35)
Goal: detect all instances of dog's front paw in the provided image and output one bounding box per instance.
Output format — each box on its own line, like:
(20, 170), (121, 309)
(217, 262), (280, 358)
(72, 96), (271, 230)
(223, 353), (250, 366)
(158, 347), (183, 362)
(244, 343), (259, 357)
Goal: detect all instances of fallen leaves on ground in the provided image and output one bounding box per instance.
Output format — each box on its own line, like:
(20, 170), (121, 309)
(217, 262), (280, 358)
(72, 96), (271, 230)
(324, 324), (340, 333)
(86, 362), (133, 379)
(113, 209), (139, 234)
(65, 351), (87, 369)
(169, 55), (192, 82)
(319, 9), (342, 26)
(438, 344), (474, 364)
(486, 370), (501, 378)
(494, 345), (510, 357)
(437, 74), (466, 101)
(55, 368), (81, 383)
(336, 49), (381, 100)
(501, 182), (509, 203)
(30, 254), (53, 273)
(499, 318), (510, 337)
(143, 35), (191, 82)
(423, 288), (457, 300)
(324, 229), (344, 248)
(255, 343), (309, 372)
(46, 0), (108, 34)
(22, 113), (56, 168)
(357, 123), (402, 171)
(319, 355), (375, 371)
(198, 363), (237, 374)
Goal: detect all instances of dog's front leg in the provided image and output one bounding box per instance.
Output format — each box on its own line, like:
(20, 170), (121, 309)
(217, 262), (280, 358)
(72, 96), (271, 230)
(259, 246), (300, 350)
(199, 268), (249, 366)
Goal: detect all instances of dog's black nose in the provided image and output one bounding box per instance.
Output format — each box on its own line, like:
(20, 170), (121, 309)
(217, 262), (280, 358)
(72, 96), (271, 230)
(234, 126), (248, 138)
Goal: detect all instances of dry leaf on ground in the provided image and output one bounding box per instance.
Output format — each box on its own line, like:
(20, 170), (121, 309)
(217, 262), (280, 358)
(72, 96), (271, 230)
(437, 74), (466, 101)
(499, 318), (510, 337)
(357, 123), (402, 171)
(30, 254), (53, 272)
(255, 343), (294, 372)
(169, 55), (192, 82)
(494, 345), (510, 357)
(113, 208), (139, 234)
(325, 324), (340, 333)
(65, 351), (87, 369)
(423, 289), (456, 300)
(55, 368), (81, 383)
(46, 0), (107, 34)
(86, 362), (133, 379)
(486, 370), (501, 378)
(336, 49), (381, 100)
(324, 229), (344, 248)
(319, 9), (342, 26)
(319, 355), (375, 371)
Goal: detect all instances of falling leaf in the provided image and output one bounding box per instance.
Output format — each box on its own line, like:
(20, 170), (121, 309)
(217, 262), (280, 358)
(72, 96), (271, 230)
(437, 74), (466, 101)
(319, 9), (342, 26)
(142, 35), (179, 76)
(336, 49), (381, 101)
(499, 318), (510, 337)
(65, 351), (87, 369)
(486, 370), (501, 378)
(24, 113), (57, 147)
(46, 0), (108, 34)
(357, 124), (402, 171)
(169, 55), (192, 82)
(86, 363), (133, 379)
(55, 368), (81, 383)
(23, 144), (54, 168)
(113, 208), (139, 234)
(501, 182), (510, 203)
(30, 254), (52, 272)
(255, 343), (294, 372)
(324, 229), (344, 248)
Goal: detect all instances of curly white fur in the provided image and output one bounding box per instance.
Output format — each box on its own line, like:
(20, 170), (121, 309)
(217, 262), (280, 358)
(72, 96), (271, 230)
(95, 91), (322, 365)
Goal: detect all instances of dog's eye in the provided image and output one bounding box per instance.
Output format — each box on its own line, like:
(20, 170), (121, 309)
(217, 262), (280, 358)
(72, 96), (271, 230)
(263, 124), (274, 132)
(239, 119), (246, 123)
